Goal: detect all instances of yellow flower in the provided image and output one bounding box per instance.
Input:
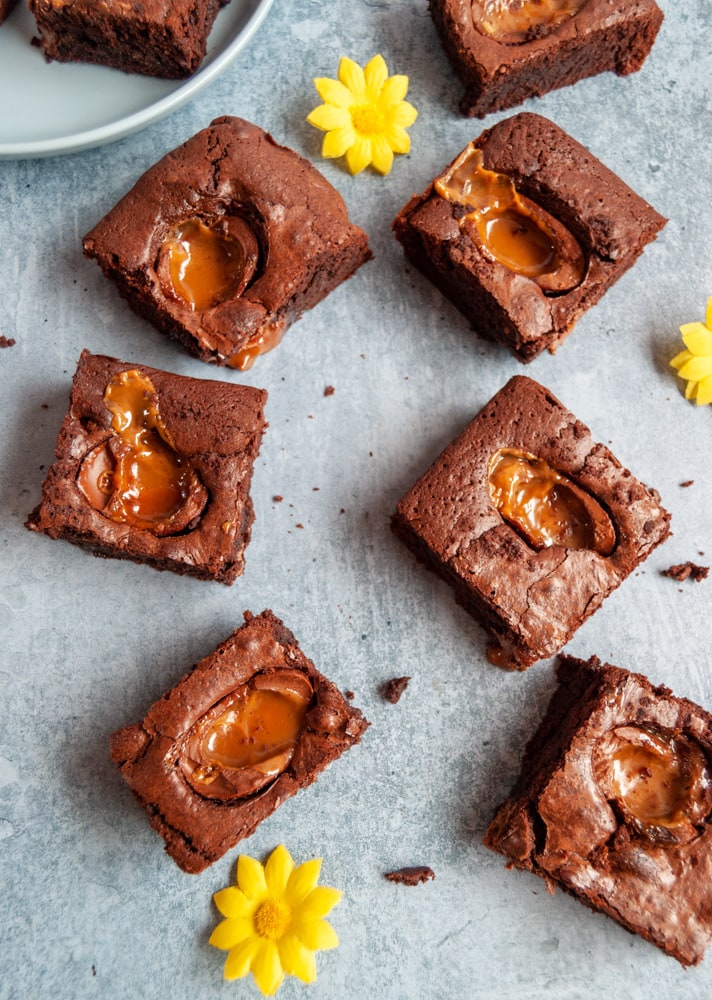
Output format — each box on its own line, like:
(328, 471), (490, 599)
(209, 844), (342, 996)
(670, 297), (712, 405)
(307, 54), (418, 176)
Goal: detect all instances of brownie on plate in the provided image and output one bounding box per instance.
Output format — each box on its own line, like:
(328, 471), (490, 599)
(429, 0), (664, 118)
(29, 0), (229, 78)
(83, 117), (372, 370)
(26, 350), (267, 584)
(393, 113), (666, 362)
(391, 375), (670, 669)
(485, 654), (712, 966)
(110, 610), (369, 873)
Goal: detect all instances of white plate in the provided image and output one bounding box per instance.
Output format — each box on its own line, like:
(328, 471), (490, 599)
(0, 0), (274, 159)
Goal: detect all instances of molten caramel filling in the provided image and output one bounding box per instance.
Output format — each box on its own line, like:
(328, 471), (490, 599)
(487, 449), (615, 554)
(160, 216), (259, 312)
(182, 671), (313, 801)
(229, 321), (287, 372)
(435, 145), (584, 293)
(77, 369), (206, 533)
(593, 726), (712, 844)
(472, 0), (589, 44)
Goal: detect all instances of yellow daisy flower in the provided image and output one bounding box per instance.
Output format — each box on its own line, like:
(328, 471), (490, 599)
(307, 54), (418, 176)
(209, 844), (342, 996)
(670, 297), (712, 405)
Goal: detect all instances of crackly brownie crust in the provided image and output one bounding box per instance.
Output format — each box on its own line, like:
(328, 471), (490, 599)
(485, 654), (712, 966)
(429, 0), (663, 118)
(391, 376), (671, 668)
(110, 610), (370, 873)
(26, 350), (267, 583)
(393, 113), (666, 363)
(29, 0), (228, 78)
(83, 117), (372, 368)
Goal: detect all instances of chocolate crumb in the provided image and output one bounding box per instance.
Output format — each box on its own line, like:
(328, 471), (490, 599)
(324, 385), (335, 396)
(662, 562), (709, 583)
(345, 690), (355, 700)
(0, 335), (16, 348)
(273, 495), (283, 503)
(381, 676), (411, 703)
(680, 480), (694, 488)
(385, 866), (435, 886)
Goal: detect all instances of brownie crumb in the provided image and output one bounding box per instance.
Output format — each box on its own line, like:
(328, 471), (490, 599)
(273, 495), (283, 503)
(345, 690), (355, 700)
(324, 385), (335, 396)
(662, 562), (709, 583)
(680, 480), (694, 488)
(381, 676), (411, 703)
(0, 335), (16, 348)
(384, 866), (435, 886)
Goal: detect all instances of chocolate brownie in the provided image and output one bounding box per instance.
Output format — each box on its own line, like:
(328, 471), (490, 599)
(26, 350), (267, 584)
(485, 654), (712, 966)
(393, 113), (666, 362)
(110, 610), (369, 873)
(0, 0), (18, 26)
(83, 117), (372, 369)
(429, 0), (664, 118)
(29, 0), (229, 78)
(391, 376), (670, 669)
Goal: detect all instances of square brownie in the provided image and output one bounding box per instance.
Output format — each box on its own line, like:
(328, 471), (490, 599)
(393, 113), (666, 363)
(485, 654), (712, 966)
(29, 0), (229, 78)
(83, 117), (372, 370)
(391, 375), (670, 669)
(26, 350), (267, 584)
(110, 610), (369, 873)
(429, 0), (664, 118)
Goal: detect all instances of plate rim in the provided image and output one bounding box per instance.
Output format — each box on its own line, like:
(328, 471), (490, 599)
(0, 0), (275, 160)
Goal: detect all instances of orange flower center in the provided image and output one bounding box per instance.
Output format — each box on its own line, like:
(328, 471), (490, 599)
(253, 899), (292, 940)
(351, 103), (384, 136)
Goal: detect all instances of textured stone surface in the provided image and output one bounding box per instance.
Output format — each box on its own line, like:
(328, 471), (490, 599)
(1, 0), (711, 997)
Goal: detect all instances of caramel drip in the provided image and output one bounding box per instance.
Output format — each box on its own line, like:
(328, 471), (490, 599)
(435, 146), (584, 293)
(77, 369), (205, 531)
(473, 0), (589, 45)
(487, 448), (616, 555)
(162, 217), (257, 312)
(229, 321), (286, 372)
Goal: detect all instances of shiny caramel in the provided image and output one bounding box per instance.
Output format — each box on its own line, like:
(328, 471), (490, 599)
(160, 216), (259, 312)
(182, 670), (313, 800)
(229, 320), (286, 372)
(435, 145), (584, 293)
(77, 369), (206, 533)
(472, 0), (589, 45)
(488, 448), (616, 555)
(593, 725), (712, 844)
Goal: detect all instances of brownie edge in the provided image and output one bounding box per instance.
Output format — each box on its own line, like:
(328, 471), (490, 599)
(485, 655), (712, 966)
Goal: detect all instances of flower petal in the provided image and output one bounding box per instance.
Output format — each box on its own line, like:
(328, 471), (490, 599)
(296, 917), (340, 951)
(380, 74), (410, 105)
(252, 940), (284, 997)
(285, 858), (322, 906)
(706, 297), (712, 330)
(364, 54), (388, 97)
(278, 934), (317, 983)
(670, 349), (692, 371)
(346, 134), (373, 175)
(209, 916), (254, 951)
(299, 885), (343, 919)
(676, 356), (712, 382)
(307, 104), (351, 132)
(338, 56), (366, 99)
(213, 886), (252, 919)
(680, 321), (712, 356)
(383, 124), (411, 155)
(685, 378), (697, 400)
(238, 854), (268, 900)
(223, 938), (260, 981)
(313, 76), (354, 108)
(322, 125), (356, 159)
(694, 374), (712, 405)
(386, 100), (418, 129)
(370, 133), (394, 175)
(264, 844), (294, 897)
